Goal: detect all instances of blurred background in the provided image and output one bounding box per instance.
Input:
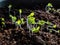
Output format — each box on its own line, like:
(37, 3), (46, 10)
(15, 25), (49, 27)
(0, 0), (60, 9)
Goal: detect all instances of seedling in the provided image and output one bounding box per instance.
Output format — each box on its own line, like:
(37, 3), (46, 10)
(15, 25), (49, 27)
(53, 24), (57, 28)
(27, 12), (36, 33)
(19, 9), (22, 28)
(9, 15), (17, 24)
(19, 9), (22, 19)
(27, 12), (35, 27)
(16, 19), (21, 25)
(28, 17), (36, 24)
(2, 22), (5, 27)
(8, 4), (12, 14)
(45, 3), (53, 13)
(47, 3), (53, 7)
(0, 18), (6, 28)
(58, 30), (60, 33)
(20, 18), (25, 24)
(38, 20), (46, 26)
(46, 21), (51, 25)
(28, 12), (34, 17)
(1, 18), (5, 21)
(27, 12), (35, 24)
(31, 26), (40, 33)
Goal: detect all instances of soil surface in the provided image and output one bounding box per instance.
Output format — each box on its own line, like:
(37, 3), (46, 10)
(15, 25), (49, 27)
(0, 8), (60, 45)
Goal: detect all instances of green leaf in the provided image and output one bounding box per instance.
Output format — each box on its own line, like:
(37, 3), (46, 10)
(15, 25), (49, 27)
(8, 5), (12, 8)
(32, 26), (40, 33)
(21, 18), (25, 24)
(28, 12), (34, 17)
(28, 17), (35, 24)
(19, 9), (22, 14)
(47, 3), (53, 7)
(53, 24), (57, 28)
(46, 21), (51, 25)
(2, 18), (4, 21)
(58, 30), (60, 33)
(16, 20), (21, 25)
(38, 20), (46, 25)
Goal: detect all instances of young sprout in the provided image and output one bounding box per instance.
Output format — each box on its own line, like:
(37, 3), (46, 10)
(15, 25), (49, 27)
(1, 18), (5, 27)
(21, 18), (25, 24)
(9, 15), (17, 24)
(28, 12), (34, 17)
(16, 19), (21, 26)
(46, 21), (51, 25)
(38, 20), (46, 26)
(19, 9), (22, 14)
(32, 26), (40, 33)
(19, 9), (22, 28)
(53, 24), (57, 28)
(19, 9), (22, 19)
(8, 4), (12, 14)
(27, 12), (35, 33)
(46, 3), (53, 7)
(8, 5), (12, 8)
(28, 17), (35, 24)
(45, 3), (53, 13)
(1, 18), (4, 21)
(58, 30), (60, 33)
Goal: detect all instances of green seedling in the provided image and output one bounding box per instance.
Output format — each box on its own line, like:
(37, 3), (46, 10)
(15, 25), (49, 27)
(27, 12), (35, 33)
(8, 5), (12, 8)
(31, 26), (40, 33)
(19, 9), (22, 19)
(21, 18), (25, 24)
(53, 24), (57, 28)
(16, 18), (25, 28)
(0, 18), (6, 28)
(28, 12), (34, 17)
(19, 9), (22, 14)
(27, 12), (35, 25)
(1, 18), (5, 21)
(46, 21), (51, 25)
(27, 17), (36, 33)
(8, 4), (12, 14)
(38, 20), (46, 26)
(47, 3), (53, 7)
(28, 17), (36, 24)
(2, 22), (5, 27)
(27, 12), (35, 28)
(19, 9), (22, 28)
(16, 19), (21, 25)
(9, 15), (17, 24)
(45, 3), (53, 13)
(58, 30), (60, 33)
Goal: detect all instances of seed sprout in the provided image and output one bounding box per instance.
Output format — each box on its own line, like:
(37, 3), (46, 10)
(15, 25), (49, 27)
(19, 9), (22, 28)
(9, 15), (17, 24)
(28, 12), (34, 17)
(53, 24), (57, 28)
(38, 20), (46, 26)
(31, 26), (40, 33)
(8, 4), (12, 14)
(20, 18), (25, 24)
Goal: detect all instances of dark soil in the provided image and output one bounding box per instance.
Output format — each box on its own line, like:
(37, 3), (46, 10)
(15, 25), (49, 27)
(0, 8), (60, 45)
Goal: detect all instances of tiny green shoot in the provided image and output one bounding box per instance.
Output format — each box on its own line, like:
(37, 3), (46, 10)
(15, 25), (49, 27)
(53, 24), (57, 28)
(19, 9), (22, 28)
(38, 20), (46, 26)
(32, 26), (40, 33)
(8, 4), (12, 15)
